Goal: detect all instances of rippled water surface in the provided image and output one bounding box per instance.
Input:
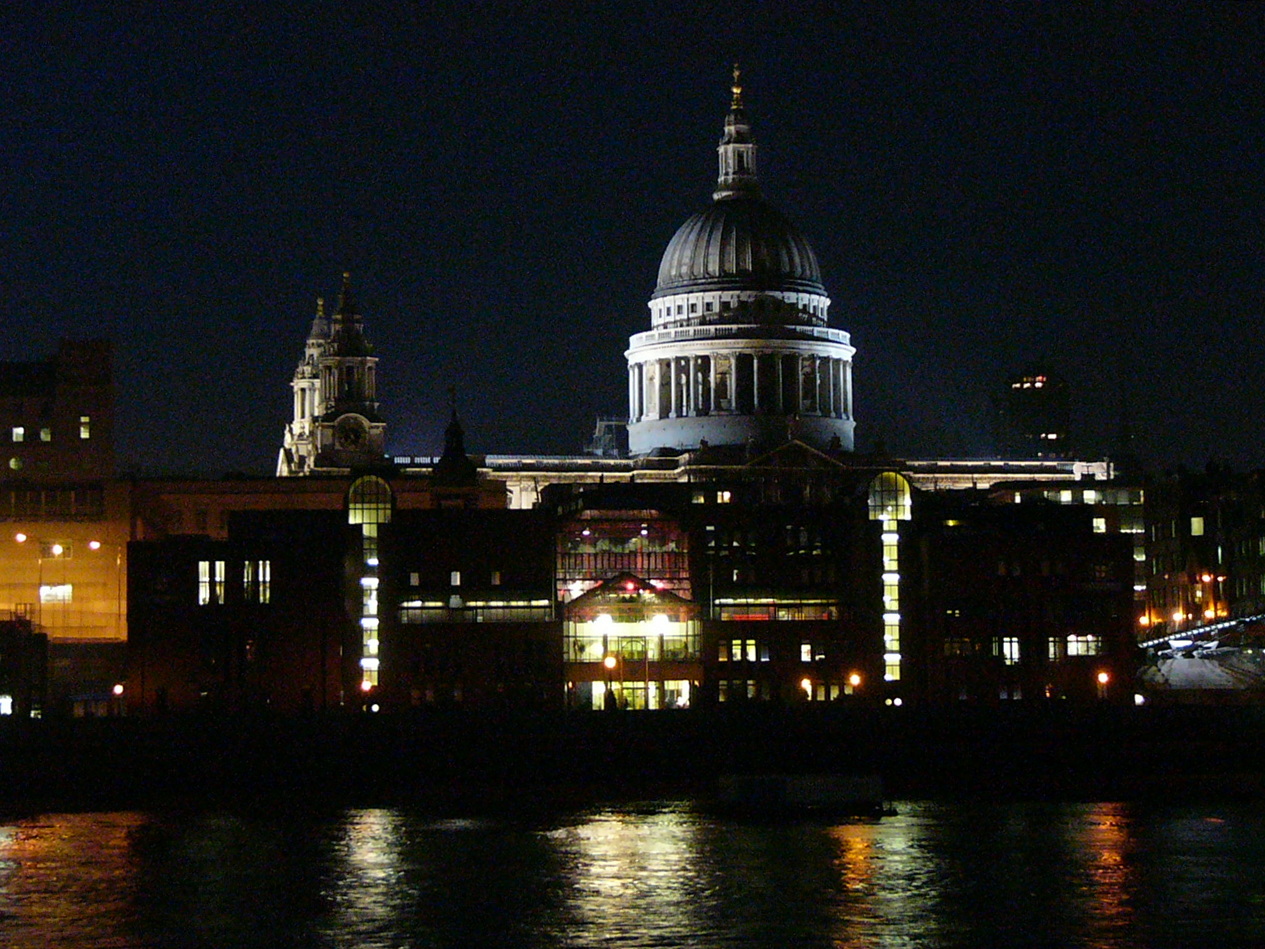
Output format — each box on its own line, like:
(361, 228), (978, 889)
(2, 800), (1263, 947)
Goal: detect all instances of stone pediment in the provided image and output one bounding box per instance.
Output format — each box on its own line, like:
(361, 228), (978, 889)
(743, 439), (849, 471)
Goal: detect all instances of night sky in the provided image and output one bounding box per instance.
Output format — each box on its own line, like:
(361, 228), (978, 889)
(6, 3), (1262, 476)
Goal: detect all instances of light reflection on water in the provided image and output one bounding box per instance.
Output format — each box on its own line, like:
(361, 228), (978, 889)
(1, 801), (1263, 947)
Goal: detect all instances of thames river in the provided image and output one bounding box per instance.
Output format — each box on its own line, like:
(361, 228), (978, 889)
(1, 800), (1263, 947)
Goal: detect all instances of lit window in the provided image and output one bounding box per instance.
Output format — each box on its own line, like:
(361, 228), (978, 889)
(11, 426), (23, 443)
(0, 695), (11, 715)
(1191, 517), (1205, 537)
(1092, 517), (1107, 533)
(717, 490), (732, 504)
(450, 570), (461, 587)
(491, 570), (501, 586)
(40, 583), (73, 604)
(7, 458), (20, 470)
(996, 637), (1020, 665)
(243, 560), (271, 603)
(40, 428), (51, 442)
(1067, 634), (1102, 657)
(198, 560), (225, 605)
(409, 572), (420, 586)
(800, 642), (812, 663)
(79, 416), (91, 439)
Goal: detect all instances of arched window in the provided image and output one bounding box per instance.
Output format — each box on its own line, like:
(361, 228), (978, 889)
(867, 472), (912, 522)
(348, 476), (392, 527)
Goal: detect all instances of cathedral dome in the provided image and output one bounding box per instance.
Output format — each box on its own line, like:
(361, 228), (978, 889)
(653, 195), (826, 298)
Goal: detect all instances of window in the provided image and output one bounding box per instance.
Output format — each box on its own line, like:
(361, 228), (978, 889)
(868, 472), (912, 522)
(1067, 634), (1102, 657)
(1092, 517), (1107, 534)
(243, 560), (271, 603)
(39, 584), (73, 604)
(801, 642), (812, 663)
(491, 570), (501, 586)
(994, 636), (1020, 665)
(40, 427), (51, 442)
(717, 490), (732, 504)
(198, 560), (225, 605)
(450, 571), (461, 587)
(1191, 516), (1205, 537)
(79, 416), (91, 439)
(10, 426), (23, 443)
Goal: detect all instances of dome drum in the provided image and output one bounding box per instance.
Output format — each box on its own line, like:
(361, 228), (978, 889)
(626, 340), (854, 455)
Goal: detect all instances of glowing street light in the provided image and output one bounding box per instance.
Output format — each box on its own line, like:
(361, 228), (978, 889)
(603, 654), (618, 710)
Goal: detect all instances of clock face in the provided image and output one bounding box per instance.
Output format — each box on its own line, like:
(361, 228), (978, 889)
(335, 416), (366, 449)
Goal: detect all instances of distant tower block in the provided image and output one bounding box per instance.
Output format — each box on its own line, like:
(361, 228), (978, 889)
(626, 67), (855, 456)
(996, 367), (1072, 459)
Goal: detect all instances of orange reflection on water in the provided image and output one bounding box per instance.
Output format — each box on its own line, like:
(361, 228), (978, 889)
(0, 812), (145, 949)
(1079, 802), (1138, 948)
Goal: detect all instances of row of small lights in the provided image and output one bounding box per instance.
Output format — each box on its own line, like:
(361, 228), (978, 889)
(13, 532), (110, 552)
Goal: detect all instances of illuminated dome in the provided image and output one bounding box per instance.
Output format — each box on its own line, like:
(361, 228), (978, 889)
(625, 68), (856, 457)
(654, 195), (826, 298)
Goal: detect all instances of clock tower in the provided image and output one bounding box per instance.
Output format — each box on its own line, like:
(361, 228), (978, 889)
(277, 273), (387, 475)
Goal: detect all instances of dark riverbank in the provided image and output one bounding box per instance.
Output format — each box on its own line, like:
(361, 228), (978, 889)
(2, 705), (1264, 814)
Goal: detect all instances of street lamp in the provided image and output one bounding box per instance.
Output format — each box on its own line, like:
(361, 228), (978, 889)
(603, 653), (618, 710)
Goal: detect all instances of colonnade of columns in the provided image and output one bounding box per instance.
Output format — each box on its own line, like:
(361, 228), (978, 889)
(629, 351), (852, 423)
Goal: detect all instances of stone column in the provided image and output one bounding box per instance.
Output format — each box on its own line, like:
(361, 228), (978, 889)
(844, 360), (853, 418)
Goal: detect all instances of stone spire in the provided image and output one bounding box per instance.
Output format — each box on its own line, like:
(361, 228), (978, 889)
(330, 272), (370, 357)
(714, 63), (760, 200)
(308, 296), (329, 340)
(432, 388), (478, 486)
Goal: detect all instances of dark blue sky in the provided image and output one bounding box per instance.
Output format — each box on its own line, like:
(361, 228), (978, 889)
(5, 2), (1262, 475)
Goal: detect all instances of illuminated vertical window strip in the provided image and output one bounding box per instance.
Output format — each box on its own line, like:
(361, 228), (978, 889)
(244, 560), (271, 603)
(349, 477), (392, 689)
(198, 560), (225, 605)
(869, 473), (912, 685)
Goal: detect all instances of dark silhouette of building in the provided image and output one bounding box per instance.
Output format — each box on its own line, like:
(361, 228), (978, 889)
(995, 367), (1072, 459)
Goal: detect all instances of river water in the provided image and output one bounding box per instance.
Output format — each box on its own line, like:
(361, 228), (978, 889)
(1, 800), (1262, 947)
